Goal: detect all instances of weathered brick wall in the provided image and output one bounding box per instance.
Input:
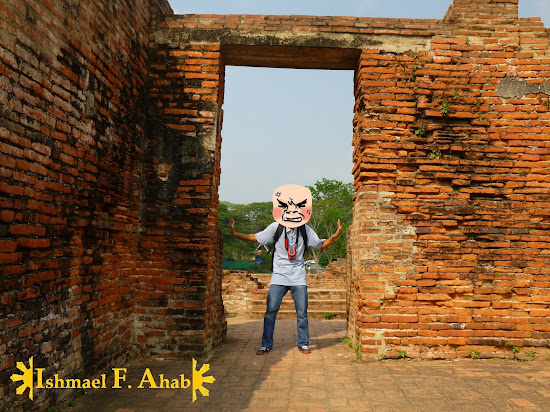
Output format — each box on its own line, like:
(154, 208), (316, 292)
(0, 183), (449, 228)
(222, 267), (347, 319)
(222, 262), (348, 316)
(320, 258), (348, 280)
(222, 270), (264, 315)
(349, 0), (550, 359)
(0, 0), (171, 410)
(150, 0), (549, 359)
(140, 37), (226, 356)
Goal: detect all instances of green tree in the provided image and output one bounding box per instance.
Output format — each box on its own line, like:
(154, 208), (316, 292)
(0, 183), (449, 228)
(218, 201), (272, 261)
(306, 178), (353, 270)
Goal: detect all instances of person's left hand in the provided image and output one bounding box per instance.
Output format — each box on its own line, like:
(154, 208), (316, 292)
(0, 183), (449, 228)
(334, 219), (342, 238)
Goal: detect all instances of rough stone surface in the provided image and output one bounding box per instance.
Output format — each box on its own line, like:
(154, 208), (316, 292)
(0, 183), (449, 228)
(497, 77), (550, 98)
(0, 0), (174, 410)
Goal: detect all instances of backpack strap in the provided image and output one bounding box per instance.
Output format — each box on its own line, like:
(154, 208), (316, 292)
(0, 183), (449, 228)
(271, 224), (284, 271)
(300, 225), (308, 250)
(300, 225), (308, 256)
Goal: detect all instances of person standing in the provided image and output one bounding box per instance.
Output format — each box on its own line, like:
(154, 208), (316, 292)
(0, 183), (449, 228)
(229, 184), (342, 354)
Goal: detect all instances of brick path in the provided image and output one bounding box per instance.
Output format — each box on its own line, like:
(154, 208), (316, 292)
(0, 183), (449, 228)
(71, 316), (550, 412)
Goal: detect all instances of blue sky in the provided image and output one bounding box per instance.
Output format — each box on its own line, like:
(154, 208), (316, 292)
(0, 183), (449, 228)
(167, 0), (550, 204)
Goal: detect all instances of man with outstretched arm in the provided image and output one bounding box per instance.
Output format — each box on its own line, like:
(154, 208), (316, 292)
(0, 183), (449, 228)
(229, 184), (343, 355)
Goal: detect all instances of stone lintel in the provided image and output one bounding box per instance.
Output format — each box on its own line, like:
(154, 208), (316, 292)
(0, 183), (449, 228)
(153, 28), (432, 69)
(222, 44), (361, 70)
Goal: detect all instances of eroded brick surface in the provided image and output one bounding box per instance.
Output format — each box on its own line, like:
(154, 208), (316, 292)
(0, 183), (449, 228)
(0, 0), (173, 410)
(348, 0), (550, 359)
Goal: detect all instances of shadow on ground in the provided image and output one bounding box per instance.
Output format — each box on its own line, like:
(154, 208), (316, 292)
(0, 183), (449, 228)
(69, 317), (348, 411)
(68, 317), (550, 411)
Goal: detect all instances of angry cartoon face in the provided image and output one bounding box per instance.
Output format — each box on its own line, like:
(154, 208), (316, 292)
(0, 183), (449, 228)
(272, 184), (313, 228)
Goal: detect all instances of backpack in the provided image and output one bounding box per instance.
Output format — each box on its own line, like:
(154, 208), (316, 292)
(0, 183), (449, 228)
(271, 224), (308, 271)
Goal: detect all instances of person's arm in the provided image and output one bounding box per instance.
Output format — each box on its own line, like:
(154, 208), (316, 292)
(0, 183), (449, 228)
(320, 219), (342, 251)
(230, 218), (257, 242)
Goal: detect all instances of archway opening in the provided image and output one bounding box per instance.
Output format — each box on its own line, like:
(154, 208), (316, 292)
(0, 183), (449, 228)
(218, 63), (355, 325)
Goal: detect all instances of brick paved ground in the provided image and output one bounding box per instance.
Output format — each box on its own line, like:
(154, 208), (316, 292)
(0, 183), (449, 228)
(70, 316), (550, 412)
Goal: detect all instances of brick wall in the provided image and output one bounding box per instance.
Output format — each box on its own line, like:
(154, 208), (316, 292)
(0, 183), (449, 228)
(0, 0), (172, 410)
(222, 263), (348, 315)
(139, 38), (226, 357)
(222, 265), (347, 317)
(222, 271), (265, 315)
(349, 0), (550, 359)
(320, 258), (348, 280)
(148, 0), (549, 360)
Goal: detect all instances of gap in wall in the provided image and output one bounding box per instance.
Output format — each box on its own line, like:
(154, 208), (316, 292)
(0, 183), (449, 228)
(218, 66), (355, 325)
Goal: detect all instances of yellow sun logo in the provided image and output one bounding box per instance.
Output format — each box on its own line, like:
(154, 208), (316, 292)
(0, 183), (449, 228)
(11, 356), (34, 400)
(191, 358), (215, 402)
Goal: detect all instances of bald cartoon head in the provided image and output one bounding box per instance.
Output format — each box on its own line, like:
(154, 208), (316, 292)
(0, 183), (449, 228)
(272, 184), (313, 228)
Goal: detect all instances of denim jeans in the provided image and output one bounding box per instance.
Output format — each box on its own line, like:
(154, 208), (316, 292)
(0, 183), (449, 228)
(262, 285), (309, 349)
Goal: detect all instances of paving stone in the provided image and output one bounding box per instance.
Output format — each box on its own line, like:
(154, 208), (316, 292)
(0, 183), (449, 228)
(71, 316), (550, 411)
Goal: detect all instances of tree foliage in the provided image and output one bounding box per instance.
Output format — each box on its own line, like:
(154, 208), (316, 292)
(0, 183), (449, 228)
(218, 201), (272, 261)
(306, 178), (353, 267)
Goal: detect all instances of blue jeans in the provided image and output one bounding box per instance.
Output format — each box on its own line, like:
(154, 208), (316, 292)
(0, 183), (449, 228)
(262, 285), (309, 349)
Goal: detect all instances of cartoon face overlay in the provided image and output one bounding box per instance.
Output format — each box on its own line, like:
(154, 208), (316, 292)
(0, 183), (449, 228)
(272, 184), (313, 228)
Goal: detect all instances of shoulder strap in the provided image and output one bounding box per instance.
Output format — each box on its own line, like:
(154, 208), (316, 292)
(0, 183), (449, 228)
(300, 225), (308, 256)
(273, 224), (284, 244)
(271, 224), (284, 271)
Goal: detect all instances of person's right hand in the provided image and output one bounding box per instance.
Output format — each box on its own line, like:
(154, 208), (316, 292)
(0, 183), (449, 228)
(230, 218), (235, 235)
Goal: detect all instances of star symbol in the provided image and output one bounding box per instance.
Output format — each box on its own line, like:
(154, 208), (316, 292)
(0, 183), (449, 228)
(11, 356), (34, 400)
(192, 358), (215, 402)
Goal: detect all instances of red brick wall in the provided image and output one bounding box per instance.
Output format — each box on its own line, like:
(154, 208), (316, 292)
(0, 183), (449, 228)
(222, 267), (347, 317)
(150, 0), (549, 360)
(0, 0), (171, 410)
(349, 0), (550, 359)
(222, 262), (348, 313)
(222, 271), (265, 315)
(163, 13), (439, 34)
(139, 39), (226, 356)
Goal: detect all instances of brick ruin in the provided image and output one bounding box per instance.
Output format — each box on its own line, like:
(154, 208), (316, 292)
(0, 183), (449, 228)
(222, 259), (348, 318)
(1, 0), (550, 409)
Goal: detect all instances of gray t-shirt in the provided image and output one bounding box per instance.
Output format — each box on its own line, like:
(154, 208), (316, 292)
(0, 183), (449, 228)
(255, 222), (325, 286)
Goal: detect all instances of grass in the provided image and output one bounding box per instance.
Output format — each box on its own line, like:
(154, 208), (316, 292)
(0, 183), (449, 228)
(414, 126), (426, 137)
(439, 100), (450, 115)
(354, 343), (362, 360)
(507, 342), (520, 354)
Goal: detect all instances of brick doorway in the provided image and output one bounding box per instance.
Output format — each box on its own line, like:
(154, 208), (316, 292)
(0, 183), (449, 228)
(143, 1), (550, 360)
(217, 65), (353, 323)
(143, 24), (374, 356)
